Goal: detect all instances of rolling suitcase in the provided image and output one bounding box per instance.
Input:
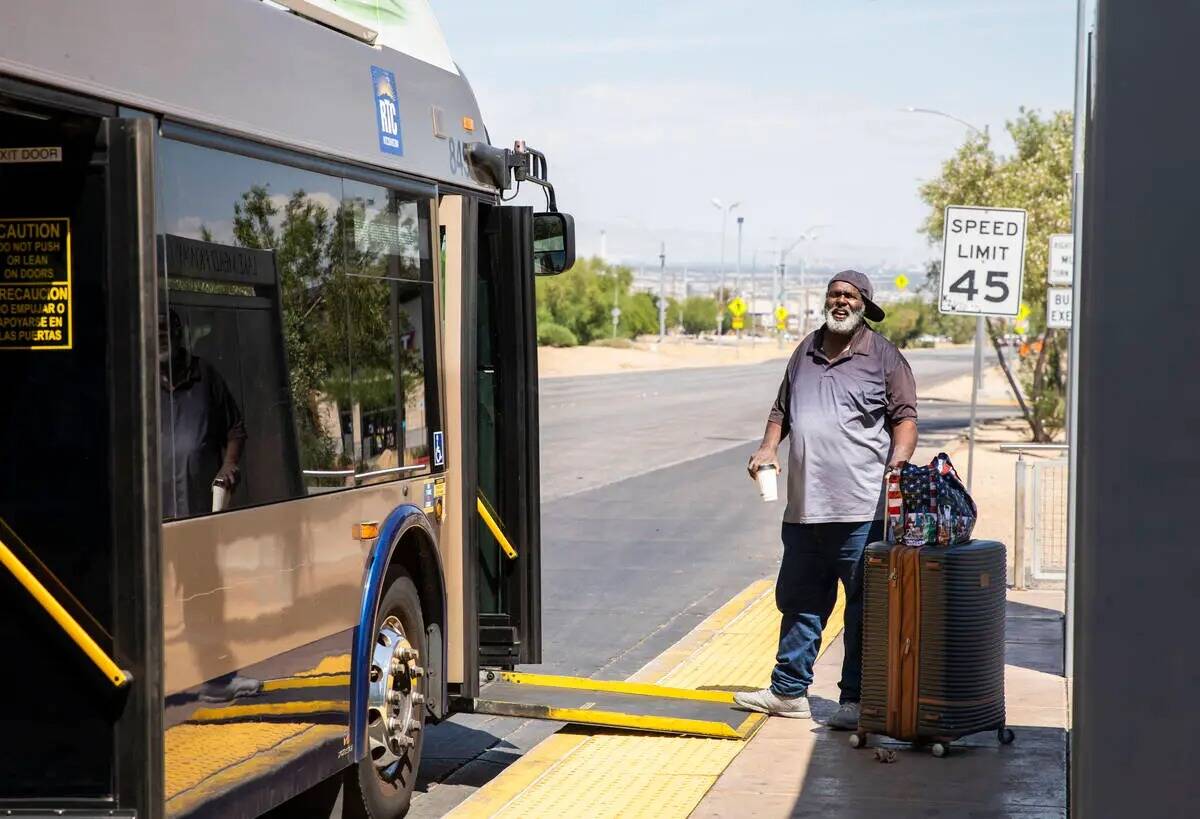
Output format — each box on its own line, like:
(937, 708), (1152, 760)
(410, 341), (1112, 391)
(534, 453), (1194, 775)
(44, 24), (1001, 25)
(850, 497), (1015, 756)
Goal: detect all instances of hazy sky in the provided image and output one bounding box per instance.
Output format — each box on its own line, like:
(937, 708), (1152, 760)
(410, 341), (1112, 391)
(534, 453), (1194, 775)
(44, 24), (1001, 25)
(435, 1), (1076, 274)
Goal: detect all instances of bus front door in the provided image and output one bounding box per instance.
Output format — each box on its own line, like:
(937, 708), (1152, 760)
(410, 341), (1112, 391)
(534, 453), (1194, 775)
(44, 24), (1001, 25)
(0, 87), (161, 816)
(474, 204), (542, 669)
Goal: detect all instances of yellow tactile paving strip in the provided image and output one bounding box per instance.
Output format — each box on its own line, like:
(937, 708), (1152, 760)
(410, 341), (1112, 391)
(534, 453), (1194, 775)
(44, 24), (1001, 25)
(449, 578), (847, 819)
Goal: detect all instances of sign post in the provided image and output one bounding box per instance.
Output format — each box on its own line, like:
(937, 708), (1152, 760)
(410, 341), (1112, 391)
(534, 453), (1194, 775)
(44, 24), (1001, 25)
(940, 205), (1028, 490)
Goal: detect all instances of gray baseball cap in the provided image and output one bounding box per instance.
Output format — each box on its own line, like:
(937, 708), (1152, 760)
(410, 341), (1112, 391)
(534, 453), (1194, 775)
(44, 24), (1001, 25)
(827, 269), (885, 322)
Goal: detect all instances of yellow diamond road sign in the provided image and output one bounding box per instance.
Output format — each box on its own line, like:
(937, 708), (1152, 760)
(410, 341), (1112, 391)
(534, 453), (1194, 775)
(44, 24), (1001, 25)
(895, 274), (909, 290)
(1018, 302), (1031, 320)
(728, 297), (748, 317)
(775, 306), (788, 321)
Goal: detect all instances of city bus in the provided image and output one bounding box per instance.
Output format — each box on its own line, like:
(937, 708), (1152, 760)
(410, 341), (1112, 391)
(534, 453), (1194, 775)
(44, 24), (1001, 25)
(0, 1), (573, 817)
(0, 2), (758, 817)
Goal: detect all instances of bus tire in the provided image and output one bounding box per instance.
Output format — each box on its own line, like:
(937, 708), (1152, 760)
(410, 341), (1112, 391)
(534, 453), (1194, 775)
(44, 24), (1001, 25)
(345, 571), (426, 818)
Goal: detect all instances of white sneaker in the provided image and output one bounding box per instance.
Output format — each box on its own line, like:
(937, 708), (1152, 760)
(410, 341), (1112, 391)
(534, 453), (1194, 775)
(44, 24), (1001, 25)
(827, 702), (860, 731)
(732, 688), (811, 718)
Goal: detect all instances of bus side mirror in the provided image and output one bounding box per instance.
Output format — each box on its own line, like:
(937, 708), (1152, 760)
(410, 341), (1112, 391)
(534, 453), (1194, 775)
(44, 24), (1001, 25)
(533, 212), (575, 276)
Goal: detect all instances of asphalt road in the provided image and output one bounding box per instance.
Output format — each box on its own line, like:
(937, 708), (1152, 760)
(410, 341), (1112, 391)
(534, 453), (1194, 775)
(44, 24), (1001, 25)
(404, 345), (1014, 816)
(539, 345), (1001, 500)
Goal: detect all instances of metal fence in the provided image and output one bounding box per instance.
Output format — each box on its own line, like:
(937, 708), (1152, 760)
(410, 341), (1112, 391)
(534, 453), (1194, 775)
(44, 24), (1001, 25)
(1002, 444), (1070, 589)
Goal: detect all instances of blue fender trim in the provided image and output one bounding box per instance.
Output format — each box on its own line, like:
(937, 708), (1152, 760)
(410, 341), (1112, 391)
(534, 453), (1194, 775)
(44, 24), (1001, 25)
(350, 503), (446, 762)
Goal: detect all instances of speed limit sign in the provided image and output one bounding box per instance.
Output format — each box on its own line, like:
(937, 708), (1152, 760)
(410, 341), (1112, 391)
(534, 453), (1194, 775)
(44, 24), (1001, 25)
(939, 205), (1027, 317)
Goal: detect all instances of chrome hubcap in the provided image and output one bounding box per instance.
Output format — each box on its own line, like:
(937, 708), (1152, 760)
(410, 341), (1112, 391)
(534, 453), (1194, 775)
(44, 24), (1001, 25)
(366, 616), (422, 771)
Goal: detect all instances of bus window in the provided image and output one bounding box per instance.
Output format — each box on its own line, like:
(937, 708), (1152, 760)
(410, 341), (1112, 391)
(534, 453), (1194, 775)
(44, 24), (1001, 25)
(342, 181), (440, 480)
(157, 140), (442, 516)
(158, 139), (348, 514)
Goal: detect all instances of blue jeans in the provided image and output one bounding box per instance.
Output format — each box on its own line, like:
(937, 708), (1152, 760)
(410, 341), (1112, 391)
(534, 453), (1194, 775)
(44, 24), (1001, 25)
(770, 520), (882, 703)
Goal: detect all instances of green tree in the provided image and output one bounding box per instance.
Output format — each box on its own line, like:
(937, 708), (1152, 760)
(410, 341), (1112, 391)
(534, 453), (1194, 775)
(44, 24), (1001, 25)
(918, 109), (1073, 441)
(679, 296), (719, 335)
(227, 185), (423, 467)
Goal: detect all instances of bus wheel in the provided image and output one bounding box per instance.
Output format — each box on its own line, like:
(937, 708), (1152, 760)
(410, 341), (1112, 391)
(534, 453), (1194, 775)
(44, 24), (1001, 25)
(346, 572), (426, 818)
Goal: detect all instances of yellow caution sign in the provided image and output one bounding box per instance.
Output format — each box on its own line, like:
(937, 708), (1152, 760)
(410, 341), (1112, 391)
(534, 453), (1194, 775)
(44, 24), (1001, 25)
(774, 306), (788, 322)
(895, 274), (909, 290)
(1018, 302), (1031, 320)
(727, 297), (747, 317)
(0, 217), (72, 350)
(731, 316), (745, 330)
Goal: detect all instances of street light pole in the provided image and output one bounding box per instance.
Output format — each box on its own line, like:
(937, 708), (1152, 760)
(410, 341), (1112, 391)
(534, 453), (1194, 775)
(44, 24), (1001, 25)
(658, 241), (667, 341)
(711, 199), (740, 335)
(735, 216), (744, 338)
(903, 105), (988, 488)
(901, 106), (986, 137)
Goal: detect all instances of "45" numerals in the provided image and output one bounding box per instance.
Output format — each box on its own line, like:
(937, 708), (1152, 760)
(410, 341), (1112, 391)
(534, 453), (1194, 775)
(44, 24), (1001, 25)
(948, 269), (1010, 303)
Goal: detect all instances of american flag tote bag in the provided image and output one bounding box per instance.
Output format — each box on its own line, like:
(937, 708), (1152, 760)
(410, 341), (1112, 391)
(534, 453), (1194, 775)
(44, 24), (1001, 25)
(885, 453), (977, 546)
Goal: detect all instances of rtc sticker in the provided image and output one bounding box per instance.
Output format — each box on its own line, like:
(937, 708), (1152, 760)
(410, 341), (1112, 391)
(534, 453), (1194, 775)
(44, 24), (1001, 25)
(422, 481), (435, 512)
(371, 65), (404, 157)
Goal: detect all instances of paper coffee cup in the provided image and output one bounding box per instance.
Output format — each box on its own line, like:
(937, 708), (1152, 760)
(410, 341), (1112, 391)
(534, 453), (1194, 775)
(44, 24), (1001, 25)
(756, 465), (778, 503)
(212, 482), (229, 513)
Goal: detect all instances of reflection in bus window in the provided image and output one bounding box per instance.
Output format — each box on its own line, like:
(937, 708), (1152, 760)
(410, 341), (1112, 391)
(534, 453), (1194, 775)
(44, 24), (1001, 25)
(158, 308), (248, 519)
(156, 139), (440, 516)
(342, 181), (439, 481)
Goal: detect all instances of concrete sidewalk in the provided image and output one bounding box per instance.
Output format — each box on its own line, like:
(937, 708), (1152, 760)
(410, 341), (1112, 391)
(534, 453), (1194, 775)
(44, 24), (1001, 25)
(692, 587), (1067, 818)
(694, 420), (1070, 818)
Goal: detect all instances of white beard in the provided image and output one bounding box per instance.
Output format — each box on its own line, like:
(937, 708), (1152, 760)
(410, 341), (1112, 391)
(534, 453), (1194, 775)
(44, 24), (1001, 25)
(824, 305), (865, 334)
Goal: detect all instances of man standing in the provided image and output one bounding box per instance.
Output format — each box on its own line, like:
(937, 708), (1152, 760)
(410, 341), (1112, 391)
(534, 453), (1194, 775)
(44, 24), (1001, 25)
(735, 271), (917, 730)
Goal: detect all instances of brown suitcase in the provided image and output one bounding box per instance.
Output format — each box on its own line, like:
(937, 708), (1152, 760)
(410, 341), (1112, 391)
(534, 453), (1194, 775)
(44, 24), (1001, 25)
(851, 538), (1016, 757)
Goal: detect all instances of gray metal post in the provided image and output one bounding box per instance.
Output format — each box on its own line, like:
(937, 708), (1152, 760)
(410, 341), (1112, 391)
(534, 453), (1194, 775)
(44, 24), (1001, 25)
(717, 210), (727, 334)
(735, 217), (744, 296)
(1064, 0), (1091, 683)
(611, 276), (619, 339)
(657, 242), (666, 341)
(1013, 456), (1028, 590)
(735, 216), (744, 338)
(966, 315), (984, 491)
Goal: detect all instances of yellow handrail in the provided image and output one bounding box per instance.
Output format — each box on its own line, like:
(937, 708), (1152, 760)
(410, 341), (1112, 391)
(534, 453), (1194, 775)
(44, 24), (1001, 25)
(476, 495), (518, 560)
(0, 536), (132, 688)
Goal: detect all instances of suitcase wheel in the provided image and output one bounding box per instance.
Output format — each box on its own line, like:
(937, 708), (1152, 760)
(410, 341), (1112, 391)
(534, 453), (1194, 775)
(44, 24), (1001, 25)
(998, 727), (1016, 745)
(930, 742), (950, 758)
(848, 732), (867, 749)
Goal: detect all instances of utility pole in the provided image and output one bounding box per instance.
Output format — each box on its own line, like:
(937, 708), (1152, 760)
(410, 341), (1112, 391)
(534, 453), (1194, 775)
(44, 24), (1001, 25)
(611, 275), (619, 339)
(657, 242), (667, 341)
(775, 247), (783, 348)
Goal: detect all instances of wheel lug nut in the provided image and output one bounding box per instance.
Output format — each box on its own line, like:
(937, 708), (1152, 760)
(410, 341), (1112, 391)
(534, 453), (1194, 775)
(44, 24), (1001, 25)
(411, 692), (425, 706)
(388, 691), (404, 705)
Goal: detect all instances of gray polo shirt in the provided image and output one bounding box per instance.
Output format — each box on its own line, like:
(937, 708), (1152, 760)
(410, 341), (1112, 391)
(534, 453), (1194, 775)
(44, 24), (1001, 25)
(768, 323), (917, 524)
